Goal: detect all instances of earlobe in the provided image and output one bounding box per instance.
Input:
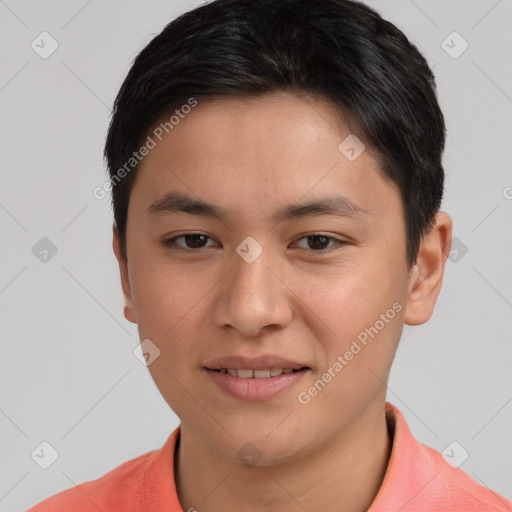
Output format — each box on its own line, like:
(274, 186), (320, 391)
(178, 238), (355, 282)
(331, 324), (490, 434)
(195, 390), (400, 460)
(403, 212), (453, 326)
(112, 225), (137, 324)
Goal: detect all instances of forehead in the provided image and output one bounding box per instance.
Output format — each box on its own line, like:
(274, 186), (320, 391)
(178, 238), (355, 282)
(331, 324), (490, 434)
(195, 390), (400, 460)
(132, 92), (400, 223)
(147, 92), (367, 162)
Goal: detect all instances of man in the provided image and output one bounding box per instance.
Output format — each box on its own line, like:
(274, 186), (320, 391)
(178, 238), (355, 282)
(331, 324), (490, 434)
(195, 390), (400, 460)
(28, 0), (511, 510)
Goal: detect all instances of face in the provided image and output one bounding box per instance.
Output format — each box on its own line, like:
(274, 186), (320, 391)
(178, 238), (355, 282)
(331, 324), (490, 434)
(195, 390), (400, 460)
(114, 92), (436, 465)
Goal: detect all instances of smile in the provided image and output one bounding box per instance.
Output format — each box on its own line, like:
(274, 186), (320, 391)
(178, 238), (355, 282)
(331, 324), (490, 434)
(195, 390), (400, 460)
(208, 368), (307, 378)
(205, 367), (310, 401)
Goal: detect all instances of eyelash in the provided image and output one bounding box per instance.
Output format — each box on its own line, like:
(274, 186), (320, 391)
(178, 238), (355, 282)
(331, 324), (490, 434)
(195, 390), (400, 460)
(161, 232), (347, 253)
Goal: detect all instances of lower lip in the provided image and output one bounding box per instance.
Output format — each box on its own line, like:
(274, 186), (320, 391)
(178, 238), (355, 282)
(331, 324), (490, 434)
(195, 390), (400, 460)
(205, 368), (309, 401)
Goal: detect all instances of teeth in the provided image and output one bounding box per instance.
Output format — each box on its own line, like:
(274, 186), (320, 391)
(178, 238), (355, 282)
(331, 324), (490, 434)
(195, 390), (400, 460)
(254, 369), (270, 378)
(214, 368), (302, 378)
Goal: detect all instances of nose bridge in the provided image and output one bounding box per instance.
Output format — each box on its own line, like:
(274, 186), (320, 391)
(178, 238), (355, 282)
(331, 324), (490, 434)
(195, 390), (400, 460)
(234, 247), (274, 293)
(215, 241), (291, 335)
(230, 239), (279, 302)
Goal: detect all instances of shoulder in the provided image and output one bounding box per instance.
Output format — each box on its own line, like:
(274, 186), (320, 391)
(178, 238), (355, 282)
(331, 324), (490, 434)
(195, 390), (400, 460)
(377, 403), (512, 512)
(25, 448), (159, 512)
(422, 442), (512, 511)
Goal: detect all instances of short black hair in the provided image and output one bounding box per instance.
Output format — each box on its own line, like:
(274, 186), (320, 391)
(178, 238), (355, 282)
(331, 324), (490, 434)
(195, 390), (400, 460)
(104, 0), (446, 268)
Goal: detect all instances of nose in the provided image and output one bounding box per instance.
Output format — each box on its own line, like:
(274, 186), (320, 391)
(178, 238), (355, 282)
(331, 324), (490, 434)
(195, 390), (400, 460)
(213, 245), (293, 338)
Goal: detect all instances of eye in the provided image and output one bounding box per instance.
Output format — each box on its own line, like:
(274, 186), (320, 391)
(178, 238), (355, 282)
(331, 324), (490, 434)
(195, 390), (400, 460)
(162, 232), (346, 252)
(162, 233), (219, 250)
(294, 234), (345, 252)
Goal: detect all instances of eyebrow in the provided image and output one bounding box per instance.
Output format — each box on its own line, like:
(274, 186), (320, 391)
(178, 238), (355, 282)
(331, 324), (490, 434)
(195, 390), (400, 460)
(146, 191), (370, 222)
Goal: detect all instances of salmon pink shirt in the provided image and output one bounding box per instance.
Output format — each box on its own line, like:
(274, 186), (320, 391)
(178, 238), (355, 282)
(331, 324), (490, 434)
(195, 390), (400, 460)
(27, 402), (511, 511)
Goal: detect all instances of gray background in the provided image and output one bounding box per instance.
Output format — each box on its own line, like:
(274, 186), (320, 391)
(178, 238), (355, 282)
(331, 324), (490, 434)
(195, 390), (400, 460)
(0, 0), (511, 510)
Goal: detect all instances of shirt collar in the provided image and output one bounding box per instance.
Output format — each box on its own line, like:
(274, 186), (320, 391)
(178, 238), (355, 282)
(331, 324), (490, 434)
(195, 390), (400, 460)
(368, 401), (440, 511)
(146, 401), (509, 511)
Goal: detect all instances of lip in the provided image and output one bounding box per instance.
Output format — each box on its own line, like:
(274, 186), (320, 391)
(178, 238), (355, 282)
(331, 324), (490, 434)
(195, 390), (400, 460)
(205, 367), (309, 401)
(204, 354), (309, 371)
(203, 354), (310, 402)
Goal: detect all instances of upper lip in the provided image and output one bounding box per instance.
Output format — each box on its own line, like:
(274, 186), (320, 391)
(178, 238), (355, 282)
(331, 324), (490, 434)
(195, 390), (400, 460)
(204, 355), (309, 371)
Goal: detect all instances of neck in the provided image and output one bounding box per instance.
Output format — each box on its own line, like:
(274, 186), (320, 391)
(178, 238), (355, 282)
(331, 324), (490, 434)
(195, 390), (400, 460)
(175, 402), (392, 512)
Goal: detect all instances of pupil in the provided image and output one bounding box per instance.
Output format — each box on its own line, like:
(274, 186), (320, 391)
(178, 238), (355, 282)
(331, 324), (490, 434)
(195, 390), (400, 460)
(186, 234), (207, 248)
(308, 235), (329, 250)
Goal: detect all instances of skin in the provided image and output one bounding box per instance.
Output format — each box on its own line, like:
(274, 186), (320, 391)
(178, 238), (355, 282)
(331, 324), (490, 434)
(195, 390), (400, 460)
(113, 91), (452, 512)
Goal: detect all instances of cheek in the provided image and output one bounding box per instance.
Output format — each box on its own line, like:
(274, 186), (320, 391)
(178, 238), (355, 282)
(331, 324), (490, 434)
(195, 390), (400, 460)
(295, 259), (406, 373)
(130, 245), (198, 311)
(296, 260), (399, 332)
(128, 257), (204, 353)
(129, 261), (211, 415)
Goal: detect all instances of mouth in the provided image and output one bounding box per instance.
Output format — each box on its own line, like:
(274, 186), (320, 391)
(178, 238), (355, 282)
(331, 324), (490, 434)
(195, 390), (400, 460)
(206, 367), (309, 378)
(203, 356), (311, 401)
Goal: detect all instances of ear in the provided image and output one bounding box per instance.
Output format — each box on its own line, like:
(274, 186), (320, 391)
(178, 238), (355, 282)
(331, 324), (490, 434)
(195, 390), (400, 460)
(112, 225), (137, 324)
(403, 212), (453, 326)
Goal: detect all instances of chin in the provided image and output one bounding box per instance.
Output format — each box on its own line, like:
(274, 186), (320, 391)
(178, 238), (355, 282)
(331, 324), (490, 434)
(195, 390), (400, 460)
(205, 422), (314, 469)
